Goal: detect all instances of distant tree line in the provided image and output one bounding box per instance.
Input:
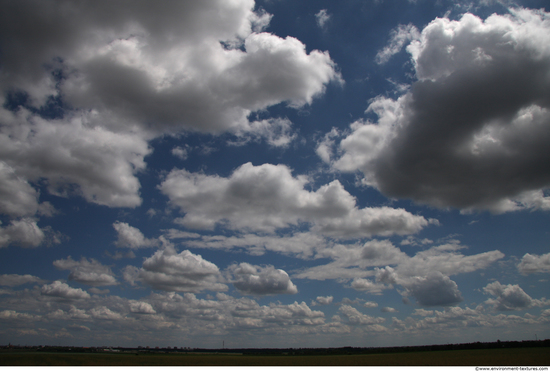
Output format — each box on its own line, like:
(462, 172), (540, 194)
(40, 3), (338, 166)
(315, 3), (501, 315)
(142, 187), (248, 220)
(1, 339), (549, 356)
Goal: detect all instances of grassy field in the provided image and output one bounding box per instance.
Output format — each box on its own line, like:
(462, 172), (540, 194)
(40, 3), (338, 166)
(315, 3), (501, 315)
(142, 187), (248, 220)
(1, 347), (549, 366)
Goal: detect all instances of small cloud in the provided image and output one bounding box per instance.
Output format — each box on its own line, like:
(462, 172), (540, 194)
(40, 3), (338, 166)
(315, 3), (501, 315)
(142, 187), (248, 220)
(381, 306), (398, 313)
(228, 263), (298, 296)
(113, 222), (158, 249)
(316, 296), (334, 305)
(315, 9), (331, 29)
(171, 146), (189, 161)
(364, 301), (378, 308)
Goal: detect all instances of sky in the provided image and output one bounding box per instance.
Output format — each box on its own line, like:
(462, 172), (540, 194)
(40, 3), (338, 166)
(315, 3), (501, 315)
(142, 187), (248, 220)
(1, 0), (550, 349)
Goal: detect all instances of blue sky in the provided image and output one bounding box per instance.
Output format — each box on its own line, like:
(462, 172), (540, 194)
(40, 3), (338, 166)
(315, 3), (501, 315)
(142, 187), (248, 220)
(1, 0), (550, 349)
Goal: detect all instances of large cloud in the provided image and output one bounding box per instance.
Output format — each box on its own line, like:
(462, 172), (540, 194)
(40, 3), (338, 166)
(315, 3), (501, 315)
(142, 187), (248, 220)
(0, 0), (340, 135)
(228, 263), (298, 296)
(297, 239), (503, 307)
(296, 239), (503, 282)
(160, 162), (433, 237)
(326, 8), (550, 212)
(0, 1), (341, 246)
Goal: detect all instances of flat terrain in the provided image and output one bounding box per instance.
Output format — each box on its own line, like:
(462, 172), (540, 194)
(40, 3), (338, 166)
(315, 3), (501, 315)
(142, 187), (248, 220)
(1, 347), (549, 366)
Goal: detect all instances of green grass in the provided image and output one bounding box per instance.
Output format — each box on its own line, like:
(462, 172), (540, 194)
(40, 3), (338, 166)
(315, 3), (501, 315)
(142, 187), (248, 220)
(1, 347), (549, 366)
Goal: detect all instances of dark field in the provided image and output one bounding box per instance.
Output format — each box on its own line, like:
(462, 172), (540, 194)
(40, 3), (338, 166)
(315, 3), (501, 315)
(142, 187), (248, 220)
(1, 347), (549, 366)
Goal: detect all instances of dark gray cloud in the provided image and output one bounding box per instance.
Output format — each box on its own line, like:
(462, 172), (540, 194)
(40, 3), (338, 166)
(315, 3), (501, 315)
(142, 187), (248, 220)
(402, 272), (463, 307)
(329, 9), (550, 212)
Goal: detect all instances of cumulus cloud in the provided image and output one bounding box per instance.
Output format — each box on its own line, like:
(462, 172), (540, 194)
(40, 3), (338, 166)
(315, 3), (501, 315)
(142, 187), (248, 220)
(298, 238), (502, 307)
(401, 272), (463, 307)
(129, 300), (156, 314)
(327, 8), (550, 213)
(0, 1), (340, 134)
(124, 246), (228, 293)
(0, 0), (340, 231)
(41, 281), (90, 300)
(90, 306), (124, 321)
(0, 218), (46, 248)
(0, 108), (152, 211)
(53, 256), (118, 287)
(228, 263), (298, 296)
(517, 252), (550, 274)
(483, 281), (549, 311)
(113, 222), (158, 249)
(338, 305), (386, 326)
(316, 296), (334, 305)
(160, 162), (433, 237)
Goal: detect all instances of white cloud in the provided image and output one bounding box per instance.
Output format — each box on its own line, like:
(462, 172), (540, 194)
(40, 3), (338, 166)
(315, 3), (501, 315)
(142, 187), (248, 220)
(0, 0), (340, 232)
(364, 301), (378, 308)
(381, 307), (398, 313)
(316, 296), (334, 305)
(338, 305), (386, 326)
(41, 281), (90, 300)
(234, 118), (297, 148)
(351, 278), (391, 294)
(296, 239), (503, 287)
(53, 256), (118, 287)
(517, 252), (550, 274)
(328, 8), (550, 213)
(298, 238), (502, 308)
(375, 24), (420, 64)
(171, 146), (188, 161)
(113, 222), (158, 249)
(315, 9), (331, 29)
(0, 161), (40, 217)
(1, 1), (340, 135)
(0, 108), (152, 209)
(483, 281), (549, 311)
(228, 263), (298, 296)
(160, 162), (433, 237)
(90, 306), (124, 320)
(129, 300), (156, 314)
(124, 246), (228, 293)
(0, 218), (46, 248)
